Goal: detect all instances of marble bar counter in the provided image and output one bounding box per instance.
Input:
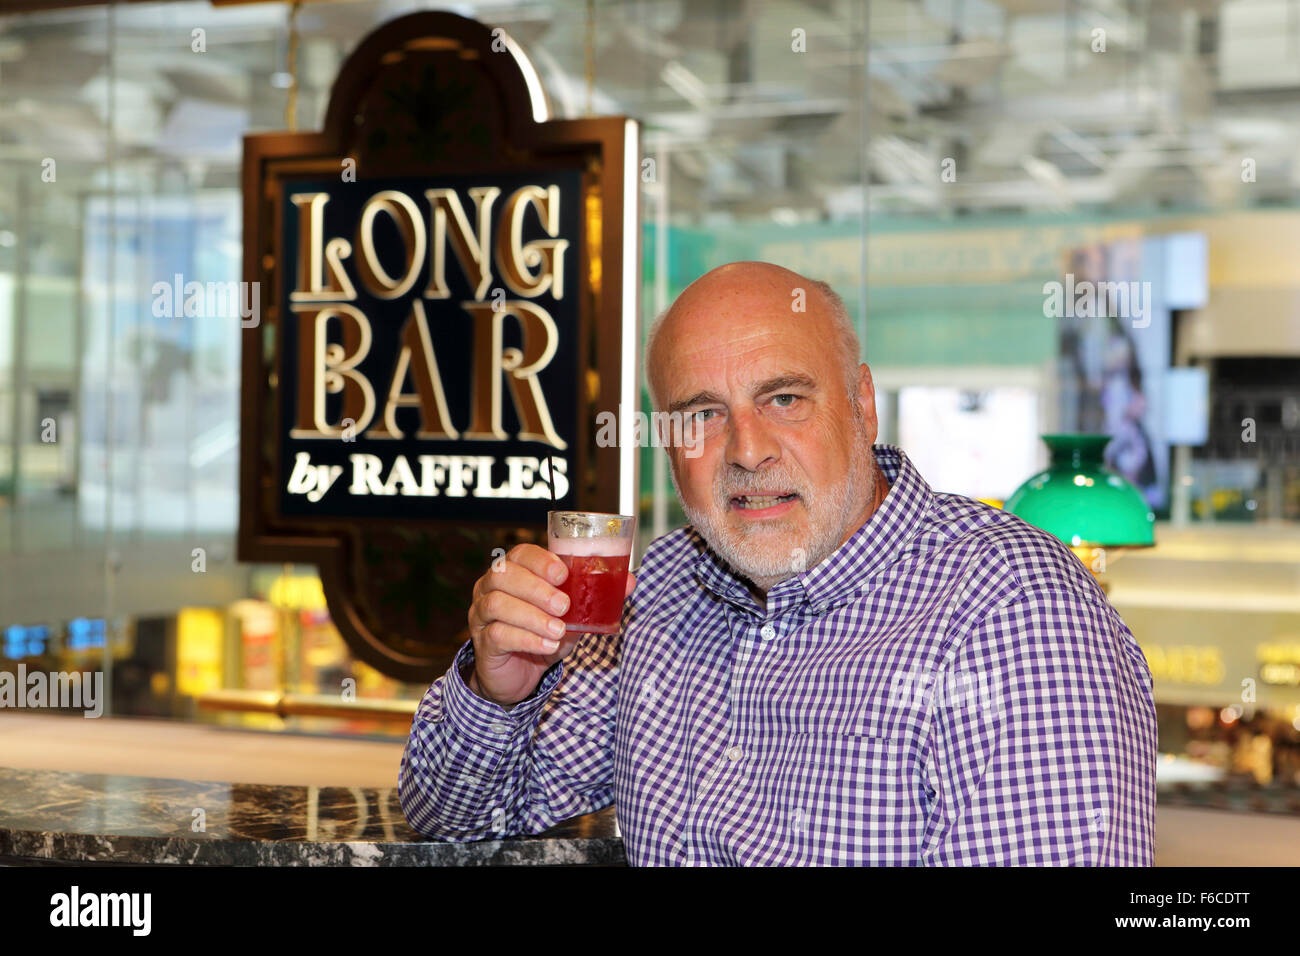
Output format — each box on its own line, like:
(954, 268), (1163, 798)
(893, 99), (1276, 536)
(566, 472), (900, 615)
(0, 767), (624, 866)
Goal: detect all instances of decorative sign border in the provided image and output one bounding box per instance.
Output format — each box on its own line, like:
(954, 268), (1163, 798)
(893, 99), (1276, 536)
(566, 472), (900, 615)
(238, 12), (640, 680)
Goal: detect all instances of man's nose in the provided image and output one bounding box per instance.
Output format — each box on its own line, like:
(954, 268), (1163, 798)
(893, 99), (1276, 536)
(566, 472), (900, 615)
(725, 407), (780, 472)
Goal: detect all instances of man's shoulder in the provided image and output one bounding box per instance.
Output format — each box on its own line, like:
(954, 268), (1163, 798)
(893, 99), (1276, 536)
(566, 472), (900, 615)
(923, 490), (1109, 607)
(922, 494), (1143, 676)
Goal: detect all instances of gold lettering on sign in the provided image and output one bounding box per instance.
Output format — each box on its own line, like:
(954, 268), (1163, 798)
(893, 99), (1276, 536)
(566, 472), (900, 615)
(496, 185), (568, 299)
(290, 193), (357, 302)
(424, 186), (500, 301)
(284, 182), (572, 449)
(369, 300), (459, 440)
(462, 300), (565, 449)
(290, 304), (377, 437)
(355, 190), (426, 300)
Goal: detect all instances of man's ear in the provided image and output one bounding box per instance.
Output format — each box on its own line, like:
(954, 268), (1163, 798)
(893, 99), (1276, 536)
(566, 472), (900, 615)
(856, 363), (879, 442)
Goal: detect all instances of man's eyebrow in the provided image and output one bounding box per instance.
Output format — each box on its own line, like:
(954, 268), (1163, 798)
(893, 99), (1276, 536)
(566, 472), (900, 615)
(752, 373), (817, 397)
(667, 390), (724, 414)
(666, 375), (818, 414)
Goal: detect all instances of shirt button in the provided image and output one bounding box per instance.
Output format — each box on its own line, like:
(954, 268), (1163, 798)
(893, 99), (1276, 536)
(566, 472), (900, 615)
(726, 746), (744, 761)
(759, 624), (776, 641)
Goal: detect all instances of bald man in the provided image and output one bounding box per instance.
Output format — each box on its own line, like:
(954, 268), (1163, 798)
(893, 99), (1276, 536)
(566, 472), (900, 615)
(399, 261), (1158, 866)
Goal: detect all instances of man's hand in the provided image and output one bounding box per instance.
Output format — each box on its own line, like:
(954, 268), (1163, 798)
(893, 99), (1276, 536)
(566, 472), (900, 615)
(465, 543), (636, 708)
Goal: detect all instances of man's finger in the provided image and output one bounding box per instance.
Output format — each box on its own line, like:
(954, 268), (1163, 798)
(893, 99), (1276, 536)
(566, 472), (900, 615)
(506, 542), (569, 586)
(476, 619), (562, 657)
(478, 559), (570, 620)
(474, 587), (568, 643)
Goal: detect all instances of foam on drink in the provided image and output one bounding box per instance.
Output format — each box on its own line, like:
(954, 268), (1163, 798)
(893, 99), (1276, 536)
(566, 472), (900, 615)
(547, 535), (631, 558)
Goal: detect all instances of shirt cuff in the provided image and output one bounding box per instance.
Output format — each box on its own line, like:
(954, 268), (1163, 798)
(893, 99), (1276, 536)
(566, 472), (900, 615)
(440, 639), (564, 750)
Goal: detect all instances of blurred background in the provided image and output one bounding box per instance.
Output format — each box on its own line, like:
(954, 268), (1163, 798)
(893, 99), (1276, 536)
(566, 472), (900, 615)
(0, 0), (1298, 860)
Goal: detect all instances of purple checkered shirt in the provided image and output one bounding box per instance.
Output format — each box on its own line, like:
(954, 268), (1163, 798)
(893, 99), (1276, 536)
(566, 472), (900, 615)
(399, 444), (1157, 865)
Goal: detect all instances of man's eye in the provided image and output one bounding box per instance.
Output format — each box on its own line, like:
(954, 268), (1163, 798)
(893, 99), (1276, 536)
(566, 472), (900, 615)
(770, 394), (799, 407)
(691, 408), (717, 422)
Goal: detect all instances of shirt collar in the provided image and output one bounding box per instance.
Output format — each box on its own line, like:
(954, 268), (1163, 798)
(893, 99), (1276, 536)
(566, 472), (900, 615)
(690, 444), (933, 618)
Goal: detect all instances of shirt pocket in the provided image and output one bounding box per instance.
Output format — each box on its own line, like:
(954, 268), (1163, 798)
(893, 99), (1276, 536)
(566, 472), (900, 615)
(778, 731), (908, 866)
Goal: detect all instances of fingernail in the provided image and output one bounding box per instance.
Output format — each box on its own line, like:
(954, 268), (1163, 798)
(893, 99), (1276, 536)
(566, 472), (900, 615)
(542, 638), (560, 652)
(547, 618), (565, 636)
(550, 562), (566, 583)
(551, 592), (569, 614)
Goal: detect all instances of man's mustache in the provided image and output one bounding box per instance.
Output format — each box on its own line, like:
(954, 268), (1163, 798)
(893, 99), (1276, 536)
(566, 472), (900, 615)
(716, 480), (805, 503)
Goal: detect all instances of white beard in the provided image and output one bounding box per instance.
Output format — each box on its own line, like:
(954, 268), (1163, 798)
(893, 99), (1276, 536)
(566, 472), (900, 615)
(673, 417), (876, 591)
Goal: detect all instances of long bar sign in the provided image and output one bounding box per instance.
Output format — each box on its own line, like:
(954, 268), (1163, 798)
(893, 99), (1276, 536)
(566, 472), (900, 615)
(238, 10), (638, 679)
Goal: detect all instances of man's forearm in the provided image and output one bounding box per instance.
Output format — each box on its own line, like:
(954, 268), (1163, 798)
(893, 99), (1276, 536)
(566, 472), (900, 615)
(399, 640), (613, 842)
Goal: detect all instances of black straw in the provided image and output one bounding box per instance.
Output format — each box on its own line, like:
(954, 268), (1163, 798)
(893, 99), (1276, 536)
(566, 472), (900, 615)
(546, 455), (557, 502)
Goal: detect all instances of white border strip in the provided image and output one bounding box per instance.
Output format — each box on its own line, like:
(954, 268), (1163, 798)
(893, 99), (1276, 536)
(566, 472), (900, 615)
(620, 119), (640, 518)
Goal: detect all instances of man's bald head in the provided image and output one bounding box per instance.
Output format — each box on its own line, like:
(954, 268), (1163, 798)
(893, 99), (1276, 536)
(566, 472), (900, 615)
(644, 261), (860, 412)
(640, 261), (885, 597)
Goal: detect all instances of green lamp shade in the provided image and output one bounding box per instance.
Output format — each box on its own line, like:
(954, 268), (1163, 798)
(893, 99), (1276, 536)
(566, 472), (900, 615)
(1005, 434), (1155, 548)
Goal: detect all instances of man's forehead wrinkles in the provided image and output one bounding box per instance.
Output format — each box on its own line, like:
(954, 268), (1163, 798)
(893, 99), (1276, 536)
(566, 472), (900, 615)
(671, 321), (796, 360)
(672, 322), (784, 352)
(667, 340), (777, 383)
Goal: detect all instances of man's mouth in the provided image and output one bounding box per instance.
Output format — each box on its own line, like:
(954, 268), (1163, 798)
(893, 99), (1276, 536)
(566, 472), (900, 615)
(731, 492), (799, 510)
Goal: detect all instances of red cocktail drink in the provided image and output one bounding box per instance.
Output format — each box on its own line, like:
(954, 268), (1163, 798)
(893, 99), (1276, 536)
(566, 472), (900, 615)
(556, 552), (631, 634)
(547, 511), (636, 635)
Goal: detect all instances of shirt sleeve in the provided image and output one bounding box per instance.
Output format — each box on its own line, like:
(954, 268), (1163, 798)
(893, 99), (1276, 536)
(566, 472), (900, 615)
(397, 623), (622, 842)
(917, 587), (1158, 866)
